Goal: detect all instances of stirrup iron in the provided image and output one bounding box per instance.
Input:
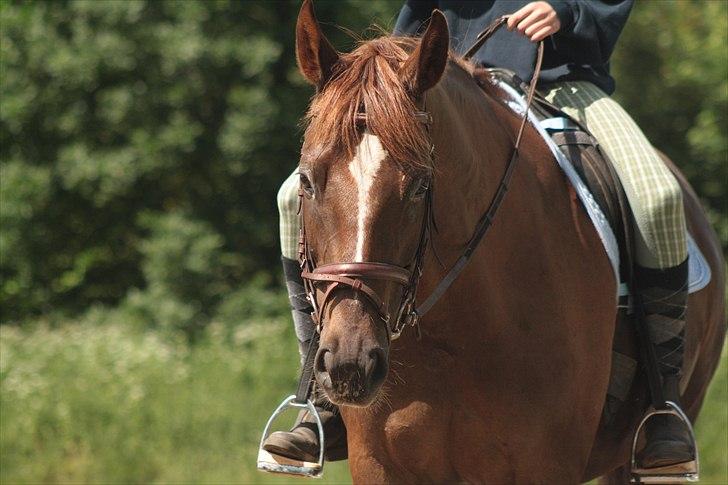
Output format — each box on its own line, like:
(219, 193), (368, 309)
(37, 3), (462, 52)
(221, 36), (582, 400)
(630, 401), (699, 483)
(257, 395), (325, 478)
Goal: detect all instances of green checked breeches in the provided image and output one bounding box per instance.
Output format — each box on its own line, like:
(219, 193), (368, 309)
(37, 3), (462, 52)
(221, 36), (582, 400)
(277, 81), (687, 270)
(277, 173), (302, 261)
(544, 81), (686, 269)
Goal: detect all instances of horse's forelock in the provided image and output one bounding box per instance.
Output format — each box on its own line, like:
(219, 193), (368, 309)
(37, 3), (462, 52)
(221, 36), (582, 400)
(304, 37), (433, 174)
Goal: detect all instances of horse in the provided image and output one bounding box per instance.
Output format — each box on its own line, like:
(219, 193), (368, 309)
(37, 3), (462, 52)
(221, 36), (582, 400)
(293, 1), (726, 482)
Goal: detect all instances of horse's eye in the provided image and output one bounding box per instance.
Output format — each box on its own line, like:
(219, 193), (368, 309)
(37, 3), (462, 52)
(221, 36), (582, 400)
(411, 177), (429, 200)
(300, 173), (315, 198)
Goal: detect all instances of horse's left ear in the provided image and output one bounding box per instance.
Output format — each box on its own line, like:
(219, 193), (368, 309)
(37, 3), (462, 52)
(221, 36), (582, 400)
(399, 10), (449, 98)
(296, 0), (340, 90)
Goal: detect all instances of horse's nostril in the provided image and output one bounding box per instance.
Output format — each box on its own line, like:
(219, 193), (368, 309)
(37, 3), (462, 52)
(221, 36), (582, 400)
(367, 347), (388, 387)
(315, 347), (332, 374)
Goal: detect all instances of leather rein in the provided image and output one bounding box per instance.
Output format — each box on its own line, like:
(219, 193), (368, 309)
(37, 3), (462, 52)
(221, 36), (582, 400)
(298, 17), (543, 343)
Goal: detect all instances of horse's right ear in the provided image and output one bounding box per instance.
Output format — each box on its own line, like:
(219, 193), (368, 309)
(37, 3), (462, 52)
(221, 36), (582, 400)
(296, 0), (339, 90)
(399, 10), (449, 98)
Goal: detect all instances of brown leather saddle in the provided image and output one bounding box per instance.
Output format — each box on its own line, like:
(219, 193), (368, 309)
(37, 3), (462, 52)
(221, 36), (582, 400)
(474, 67), (641, 423)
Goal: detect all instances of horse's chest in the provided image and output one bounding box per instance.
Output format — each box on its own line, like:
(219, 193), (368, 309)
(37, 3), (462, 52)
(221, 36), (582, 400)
(382, 400), (455, 478)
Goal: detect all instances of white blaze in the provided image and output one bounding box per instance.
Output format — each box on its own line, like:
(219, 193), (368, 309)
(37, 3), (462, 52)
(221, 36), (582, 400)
(348, 133), (388, 261)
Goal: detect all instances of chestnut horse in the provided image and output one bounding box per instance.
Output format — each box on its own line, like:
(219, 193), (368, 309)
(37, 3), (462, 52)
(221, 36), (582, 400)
(294, 2), (725, 483)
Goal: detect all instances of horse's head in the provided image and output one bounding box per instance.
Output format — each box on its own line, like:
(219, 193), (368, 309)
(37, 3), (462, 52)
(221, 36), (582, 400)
(295, 0), (449, 407)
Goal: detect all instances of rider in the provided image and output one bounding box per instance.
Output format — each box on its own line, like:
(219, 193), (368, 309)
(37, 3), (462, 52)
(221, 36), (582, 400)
(265, 0), (694, 471)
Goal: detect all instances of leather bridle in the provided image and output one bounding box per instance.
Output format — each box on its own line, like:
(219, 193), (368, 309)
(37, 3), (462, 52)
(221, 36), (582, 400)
(297, 17), (543, 344)
(298, 143), (433, 341)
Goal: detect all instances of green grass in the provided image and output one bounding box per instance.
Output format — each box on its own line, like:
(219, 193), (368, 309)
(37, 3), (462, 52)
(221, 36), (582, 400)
(693, 341), (728, 484)
(0, 319), (350, 484)
(1, 321), (725, 484)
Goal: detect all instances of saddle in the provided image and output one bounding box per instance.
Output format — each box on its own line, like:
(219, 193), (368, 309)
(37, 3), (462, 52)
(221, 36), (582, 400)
(479, 68), (635, 270)
(474, 68), (710, 429)
(473, 67), (645, 422)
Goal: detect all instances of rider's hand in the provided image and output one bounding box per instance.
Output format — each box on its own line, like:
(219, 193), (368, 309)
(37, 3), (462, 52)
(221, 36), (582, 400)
(507, 2), (561, 42)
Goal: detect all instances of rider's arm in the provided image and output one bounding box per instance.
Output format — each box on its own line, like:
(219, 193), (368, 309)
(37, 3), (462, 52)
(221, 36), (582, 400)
(549, 0), (634, 63)
(509, 1), (634, 63)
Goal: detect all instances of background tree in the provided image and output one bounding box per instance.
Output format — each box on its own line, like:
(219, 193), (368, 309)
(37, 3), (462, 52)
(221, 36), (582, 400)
(611, 0), (727, 246)
(0, 0), (399, 332)
(1, 0), (725, 332)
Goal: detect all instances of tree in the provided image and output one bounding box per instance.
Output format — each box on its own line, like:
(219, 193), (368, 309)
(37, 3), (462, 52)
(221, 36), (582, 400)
(1, 1), (724, 327)
(0, 0), (400, 325)
(611, 0), (727, 250)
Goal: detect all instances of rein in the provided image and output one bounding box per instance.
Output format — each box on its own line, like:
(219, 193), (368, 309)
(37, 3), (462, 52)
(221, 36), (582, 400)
(293, 17), (543, 402)
(419, 18), (543, 314)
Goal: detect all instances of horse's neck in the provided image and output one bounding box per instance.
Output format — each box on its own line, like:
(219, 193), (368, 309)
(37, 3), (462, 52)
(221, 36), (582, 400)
(344, 66), (620, 477)
(421, 68), (577, 331)
(427, 67), (521, 249)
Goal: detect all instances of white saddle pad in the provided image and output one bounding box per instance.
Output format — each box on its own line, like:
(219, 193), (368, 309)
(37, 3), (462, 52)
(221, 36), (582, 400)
(493, 79), (712, 301)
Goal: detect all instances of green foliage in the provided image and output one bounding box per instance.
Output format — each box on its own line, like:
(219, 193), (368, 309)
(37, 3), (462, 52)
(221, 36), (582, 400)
(612, 1), (728, 249)
(0, 160), (53, 317)
(0, 318), (351, 483)
(0, 0), (400, 324)
(2, 1), (723, 325)
(1, 321), (725, 483)
(121, 211), (233, 339)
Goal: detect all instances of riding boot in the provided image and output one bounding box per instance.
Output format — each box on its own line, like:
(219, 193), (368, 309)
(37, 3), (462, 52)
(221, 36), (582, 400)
(634, 259), (695, 469)
(262, 256), (348, 463)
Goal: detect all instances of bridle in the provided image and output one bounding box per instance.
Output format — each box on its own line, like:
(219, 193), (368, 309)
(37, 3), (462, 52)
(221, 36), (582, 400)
(298, 111), (434, 341)
(298, 17), (543, 343)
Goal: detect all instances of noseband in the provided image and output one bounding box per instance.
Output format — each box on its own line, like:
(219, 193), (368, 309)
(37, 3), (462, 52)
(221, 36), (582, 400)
(298, 19), (543, 343)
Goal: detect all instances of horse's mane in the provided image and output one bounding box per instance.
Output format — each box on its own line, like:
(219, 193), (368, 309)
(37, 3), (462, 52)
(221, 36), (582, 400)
(305, 36), (470, 174)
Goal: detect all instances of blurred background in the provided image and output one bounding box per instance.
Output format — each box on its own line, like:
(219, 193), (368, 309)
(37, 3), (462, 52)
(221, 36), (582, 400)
(0, 0), (725, 483)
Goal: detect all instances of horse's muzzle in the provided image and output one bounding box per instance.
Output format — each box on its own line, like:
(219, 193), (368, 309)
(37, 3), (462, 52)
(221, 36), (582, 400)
(314, 343), (388, 406)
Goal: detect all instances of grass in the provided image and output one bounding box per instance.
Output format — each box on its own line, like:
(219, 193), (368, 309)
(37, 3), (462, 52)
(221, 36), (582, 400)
(0, 319), (725, 484)
(693, 341), (728, 484)
(0, 318), (351, 484)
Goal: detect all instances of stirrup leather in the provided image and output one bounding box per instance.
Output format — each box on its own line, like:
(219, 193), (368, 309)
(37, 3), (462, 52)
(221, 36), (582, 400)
(257, 395), (325, 478)
(630, 401), (699, 483)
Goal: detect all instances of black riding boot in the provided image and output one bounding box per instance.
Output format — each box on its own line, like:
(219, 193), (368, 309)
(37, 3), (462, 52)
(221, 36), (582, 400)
(262, 256), (348, 463)
(635, 259), (695, 469)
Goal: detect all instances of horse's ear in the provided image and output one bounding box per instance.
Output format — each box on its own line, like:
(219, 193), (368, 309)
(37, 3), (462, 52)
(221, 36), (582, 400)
(296, 0), (339, 90)
(399, 10), (449, 98)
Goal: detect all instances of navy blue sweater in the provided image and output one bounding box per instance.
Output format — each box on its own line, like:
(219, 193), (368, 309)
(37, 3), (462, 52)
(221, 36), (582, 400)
(393, 0), (634, 94)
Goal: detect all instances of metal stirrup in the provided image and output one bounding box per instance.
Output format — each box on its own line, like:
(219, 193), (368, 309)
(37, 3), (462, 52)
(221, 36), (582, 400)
(257, 336), (325, 478)
(257, 395), (325, 478)
(630, 401), (699, 483)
